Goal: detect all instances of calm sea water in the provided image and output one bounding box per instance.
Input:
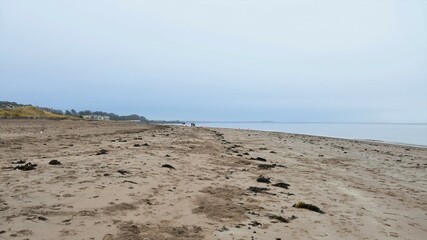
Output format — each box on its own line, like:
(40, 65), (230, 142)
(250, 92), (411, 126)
(196, 122), (427, 147)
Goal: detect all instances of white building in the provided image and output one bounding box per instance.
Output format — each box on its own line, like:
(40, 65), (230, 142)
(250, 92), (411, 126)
(82, 115), (110, 121)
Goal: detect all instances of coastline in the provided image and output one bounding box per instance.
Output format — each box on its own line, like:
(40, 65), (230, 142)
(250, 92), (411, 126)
(199, 125), (427, 149)
(191, 121), (427, 148)
(1, 119), (426, 239)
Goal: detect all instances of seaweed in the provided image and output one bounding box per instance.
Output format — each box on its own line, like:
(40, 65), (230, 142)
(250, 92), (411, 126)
(118, 169), (131, 175)
(267, 214), (289, 223)
(258, 164), (276, 170)
(293, 201), (324, 214)
(162, 164), (176, 170)
(248, 186), (269, 193)
(96, 149), (108, 155)
(257, 175), (271, 183)
(15, 162), (37, 171)
(48, 159), (61, 165)
(272, 182), (290, 189)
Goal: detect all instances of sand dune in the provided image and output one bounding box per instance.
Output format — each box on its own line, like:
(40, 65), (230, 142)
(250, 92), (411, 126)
(0, 119), (426, 239)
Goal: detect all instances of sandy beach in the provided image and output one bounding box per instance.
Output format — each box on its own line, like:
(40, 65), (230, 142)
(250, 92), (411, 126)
(0, 119), (426, 240)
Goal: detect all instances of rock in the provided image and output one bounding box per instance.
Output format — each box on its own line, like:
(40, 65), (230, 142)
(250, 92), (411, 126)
(48, 159), (61, 165)
(257, 175), (271, 183)
(133, 144), (141, 147)
(142, 143), (149, 146)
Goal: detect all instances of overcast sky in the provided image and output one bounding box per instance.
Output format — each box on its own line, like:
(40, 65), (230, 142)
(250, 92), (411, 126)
(1, 0), (426, 122)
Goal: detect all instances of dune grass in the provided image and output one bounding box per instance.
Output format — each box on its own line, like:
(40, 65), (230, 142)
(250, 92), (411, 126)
(0, 106), (73, 119)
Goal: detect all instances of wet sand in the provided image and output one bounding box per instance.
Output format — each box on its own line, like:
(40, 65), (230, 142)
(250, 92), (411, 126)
(0, 119), (426, 239)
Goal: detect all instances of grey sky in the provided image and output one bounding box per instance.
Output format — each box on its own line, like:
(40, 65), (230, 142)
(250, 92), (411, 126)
(1, 0), (426, 122)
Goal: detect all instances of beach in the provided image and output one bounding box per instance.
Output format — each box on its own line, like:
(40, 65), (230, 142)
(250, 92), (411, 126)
(0, 119), (426, 239)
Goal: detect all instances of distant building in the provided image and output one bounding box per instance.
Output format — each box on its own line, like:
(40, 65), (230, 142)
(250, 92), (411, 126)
(82, 115), (110, 121)
(3, 105), (14, 109)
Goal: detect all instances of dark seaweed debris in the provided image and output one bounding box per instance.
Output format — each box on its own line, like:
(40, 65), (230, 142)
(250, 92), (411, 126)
(48, 159), (61, 165)
(248, 186), (269, 193)
(293, 201), (324, 214)
(257, 175), (271, 183)
(250, 157), (267, 162)
(272, 182), (290, 189)
(258, 164), (276, 170)
(15, 162), (37, 171)
(162, 164), (176, 170)
(248, 220), (262, 227)
(258, 163), (286, 170)
(96, 149), (108, 155)
(118, 169), (131, 175)
(267, 214), (289, 223)
(123, 180), (138, 184)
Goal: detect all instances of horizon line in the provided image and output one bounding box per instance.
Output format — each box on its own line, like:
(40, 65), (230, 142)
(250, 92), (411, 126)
(152, 120), (427, 125)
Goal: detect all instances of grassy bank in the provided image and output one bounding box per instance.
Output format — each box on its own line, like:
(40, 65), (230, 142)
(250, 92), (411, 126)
(0, 106), (74, 119)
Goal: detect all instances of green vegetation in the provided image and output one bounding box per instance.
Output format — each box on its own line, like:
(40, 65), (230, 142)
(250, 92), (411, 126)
(76, 110), (147, 122)
(0, 101), (148, 121)
(0, 106), (73, 119)
(0, 101), (26, 109)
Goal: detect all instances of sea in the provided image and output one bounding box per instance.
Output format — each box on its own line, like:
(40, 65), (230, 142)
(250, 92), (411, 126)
(192, 122), (427, 147)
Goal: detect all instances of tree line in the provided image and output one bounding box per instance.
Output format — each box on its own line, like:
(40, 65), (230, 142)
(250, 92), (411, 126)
(0, 101), (148, 122)
(65, 109), (147, 121)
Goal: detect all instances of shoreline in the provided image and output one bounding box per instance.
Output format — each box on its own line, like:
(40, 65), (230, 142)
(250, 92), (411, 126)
(1, 119), (426, 239)
(175, 124), (427, 149)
